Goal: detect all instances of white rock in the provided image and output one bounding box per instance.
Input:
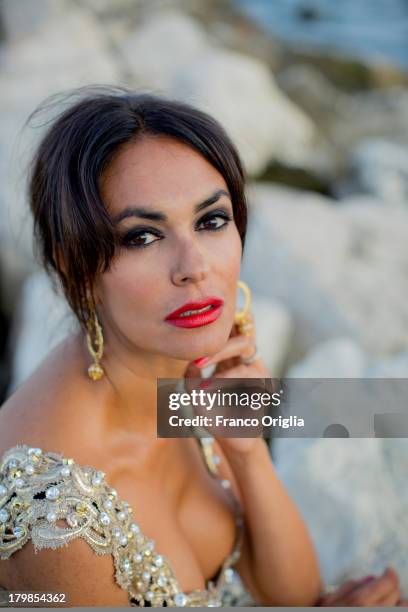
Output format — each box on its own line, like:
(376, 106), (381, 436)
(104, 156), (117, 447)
(241, 183), (408, 357)
(1, 0), (54, 40)
(119, 10), (209, 92)
(350, 139), (408, 206)
(272, 436), (408, 596)
(366, 351), (408, 377)
(0, 1), (120, 308)
(248, 294), (293, 376)
(288, 338), (366, 378)
(119, 10), (319, 176)
(9, 272), (74, 392)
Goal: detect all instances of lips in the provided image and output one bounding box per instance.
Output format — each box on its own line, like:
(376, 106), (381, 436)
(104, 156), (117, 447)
(165, 297), (224, 320)
(164, 297), (224, 329)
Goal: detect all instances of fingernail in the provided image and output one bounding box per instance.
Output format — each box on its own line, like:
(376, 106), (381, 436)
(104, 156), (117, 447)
(193, 357), (211, 367)
(199, 379), (212, 389)
(359, 575), (376, 585)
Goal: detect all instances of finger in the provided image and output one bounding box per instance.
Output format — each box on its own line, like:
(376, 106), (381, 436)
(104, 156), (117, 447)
(213, 364), (264, 379)
(194, 334), (257, 368)
(184, 361), (203, 378)
(347, 569), (400, 606)
(376, 589), (401, 607)
(319, 579), (365, 606)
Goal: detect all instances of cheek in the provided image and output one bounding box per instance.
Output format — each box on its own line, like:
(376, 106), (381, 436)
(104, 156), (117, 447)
(217, 229), (243, 315)
(221, 228), (242, 279)
(98, 256), (160, 318)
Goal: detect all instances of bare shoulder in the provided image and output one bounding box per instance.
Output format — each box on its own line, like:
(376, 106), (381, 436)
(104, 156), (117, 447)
(0, 331), (107, 460)
(0, 335), (131, 604)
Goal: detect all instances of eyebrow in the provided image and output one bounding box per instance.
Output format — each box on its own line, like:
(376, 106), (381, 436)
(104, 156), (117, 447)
(112, 189), (231, 224)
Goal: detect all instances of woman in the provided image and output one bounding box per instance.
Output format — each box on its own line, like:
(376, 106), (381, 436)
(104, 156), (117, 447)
(0, 88), (402, 607)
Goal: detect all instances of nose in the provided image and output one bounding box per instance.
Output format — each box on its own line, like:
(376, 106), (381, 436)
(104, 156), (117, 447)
(170, 238), (210, 286)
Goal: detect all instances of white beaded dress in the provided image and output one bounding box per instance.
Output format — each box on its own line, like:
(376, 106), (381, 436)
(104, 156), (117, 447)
(0, 439), (258, 607)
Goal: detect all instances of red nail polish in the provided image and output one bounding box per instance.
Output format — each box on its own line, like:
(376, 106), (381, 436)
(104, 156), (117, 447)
(199, 379), (212, 389)
(360, 575), (376, 585)
(193, 357), (210, 367)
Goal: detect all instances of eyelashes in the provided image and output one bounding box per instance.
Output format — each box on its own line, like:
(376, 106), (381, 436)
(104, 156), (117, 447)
(119, 210), (233, 250)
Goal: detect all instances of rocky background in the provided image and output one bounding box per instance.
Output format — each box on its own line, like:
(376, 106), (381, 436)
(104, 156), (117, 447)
(1, 0), (407, 392)
(1, 0), (408, 593)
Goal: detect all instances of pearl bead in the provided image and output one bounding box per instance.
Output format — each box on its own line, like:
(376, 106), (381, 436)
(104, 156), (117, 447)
(145, 540), (154, 551)
(224, 568), (234, 583)
(112, 528), (122, 539)
(145, 591), (154, 601)
(157, 575), (167, 587)
(92, 472), (103, 486)
(46, 511), (57, 523)
(14, 478), (25, 489)
(133, 553), (143, 563)
(103, 499), (113, 510)
(60, 466), (71, 478)
(100, 512), (111, 526)
(25, 464), (35, 475)
(174, 592), (187, 606)
(221, 479), (231, 489)
(46, 486), (60, 500)
(12, 526), (24, 538)
(130, 523), (140, 534)
(142, 571), (151, 582)
(68, 514), (78, 527)
(120, 535), (128, 546)
(117, 511), (127, 522)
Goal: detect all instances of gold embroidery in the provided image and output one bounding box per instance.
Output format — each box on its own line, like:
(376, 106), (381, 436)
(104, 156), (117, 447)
(0, 443), (248, 607)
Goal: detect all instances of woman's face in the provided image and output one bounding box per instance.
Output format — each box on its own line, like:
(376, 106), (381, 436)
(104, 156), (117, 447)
(96, 135), (243, 362)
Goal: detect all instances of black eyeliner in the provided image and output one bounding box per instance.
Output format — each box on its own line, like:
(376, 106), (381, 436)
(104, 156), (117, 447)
(120, 209), (233, 249)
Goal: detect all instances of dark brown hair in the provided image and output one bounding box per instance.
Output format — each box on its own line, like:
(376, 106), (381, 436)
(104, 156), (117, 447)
(28, 86), (248, 327)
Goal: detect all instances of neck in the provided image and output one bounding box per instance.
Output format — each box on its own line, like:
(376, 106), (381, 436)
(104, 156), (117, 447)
(78, 329), (188, 435)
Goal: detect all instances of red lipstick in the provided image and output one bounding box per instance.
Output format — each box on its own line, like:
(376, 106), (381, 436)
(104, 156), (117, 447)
(164, 297), (224, 328)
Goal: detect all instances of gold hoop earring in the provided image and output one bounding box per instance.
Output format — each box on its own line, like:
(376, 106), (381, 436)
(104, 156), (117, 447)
(86, 309), (105, 381)
(234, 280), (254, 336)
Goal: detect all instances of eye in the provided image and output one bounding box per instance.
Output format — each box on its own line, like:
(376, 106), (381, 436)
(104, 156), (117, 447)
(121, 228), (162, 249)
(197, 211), (232, 232)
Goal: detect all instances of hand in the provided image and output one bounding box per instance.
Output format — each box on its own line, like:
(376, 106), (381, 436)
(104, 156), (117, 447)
(317, 567), (402, 607)
(184, 314), (271, 455)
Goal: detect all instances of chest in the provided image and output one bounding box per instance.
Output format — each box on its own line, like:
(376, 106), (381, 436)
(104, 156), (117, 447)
(101, 438), (239, 593)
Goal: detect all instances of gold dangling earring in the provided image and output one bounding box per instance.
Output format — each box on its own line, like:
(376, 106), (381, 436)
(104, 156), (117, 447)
(234, 280), (254, 336)
(86, 308), (105, 381)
